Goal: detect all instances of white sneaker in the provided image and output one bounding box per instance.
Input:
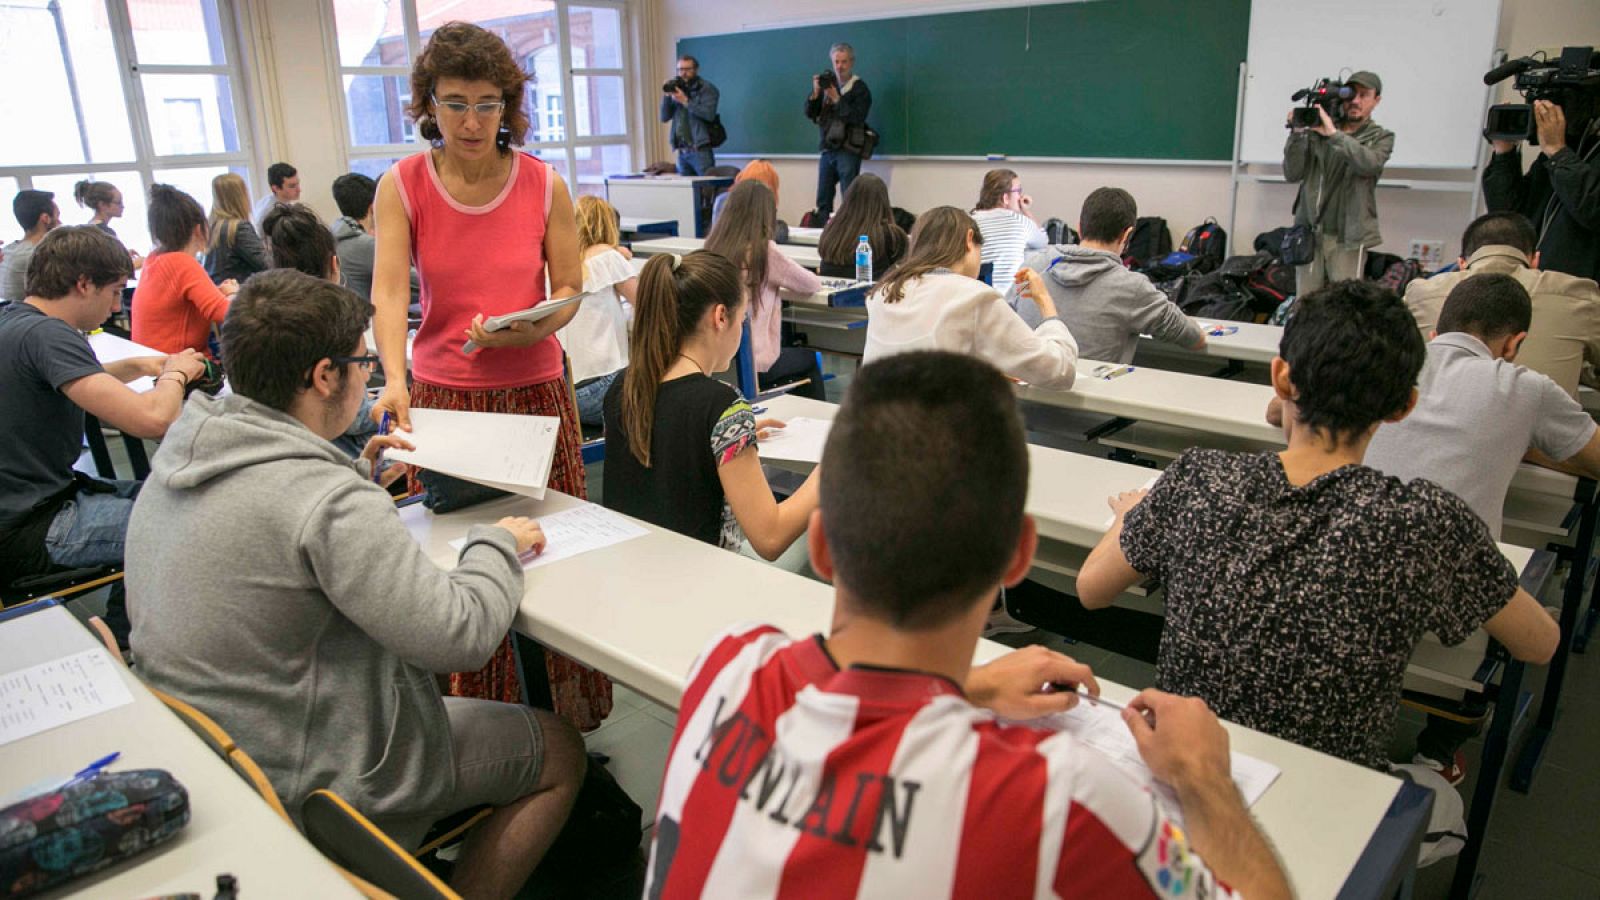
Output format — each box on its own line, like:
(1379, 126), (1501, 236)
(984, 599), (1036, 637)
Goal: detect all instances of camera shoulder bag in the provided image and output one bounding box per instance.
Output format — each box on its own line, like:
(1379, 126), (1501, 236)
(707, 115), (727, 149)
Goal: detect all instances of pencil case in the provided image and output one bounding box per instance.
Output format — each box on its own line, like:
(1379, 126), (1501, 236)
(0, 769), (189, 897)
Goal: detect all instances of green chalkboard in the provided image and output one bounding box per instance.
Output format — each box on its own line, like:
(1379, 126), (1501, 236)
(678, 0), (1250, 161)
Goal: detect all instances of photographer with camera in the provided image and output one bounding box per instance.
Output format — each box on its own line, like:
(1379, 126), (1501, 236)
(1283, 71), (1394, 295)
(659, 55), (721, 176)
(1482, 47), (1600, 282)
(805, 42), (873, 220)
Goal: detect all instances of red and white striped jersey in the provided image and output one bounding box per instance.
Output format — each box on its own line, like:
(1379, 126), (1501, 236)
(645, 625), (1240, 899)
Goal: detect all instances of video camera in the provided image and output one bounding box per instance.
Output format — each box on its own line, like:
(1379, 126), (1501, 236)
(1484, 46), (1600, 143)
(1288, 78), (1354, 129)
(817, 70), (838, 91)
(662, 76), (689, 94)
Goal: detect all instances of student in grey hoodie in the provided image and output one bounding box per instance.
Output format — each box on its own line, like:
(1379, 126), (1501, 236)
(1008, 187), (1205, 363)
(126, 270), (584, 900)
(331, 172), (420, 306)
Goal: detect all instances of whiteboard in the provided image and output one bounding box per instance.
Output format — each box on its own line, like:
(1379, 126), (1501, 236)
(1239, 0), (1502, 169)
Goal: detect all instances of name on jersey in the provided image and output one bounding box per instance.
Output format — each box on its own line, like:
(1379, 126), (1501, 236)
(693, 696), (922, 858)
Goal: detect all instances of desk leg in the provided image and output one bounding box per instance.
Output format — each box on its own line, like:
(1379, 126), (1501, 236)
(122, 434), (151, 481)
(82, 413), (117, 479)
(1512, 478), (1597, 792)
(1450, 658), (1527, 900)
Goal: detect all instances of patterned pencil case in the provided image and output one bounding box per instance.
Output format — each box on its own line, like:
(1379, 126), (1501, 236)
(0, 769), (189, 898)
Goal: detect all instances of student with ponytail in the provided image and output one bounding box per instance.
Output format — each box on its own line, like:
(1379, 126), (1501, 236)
(603, 251), (819, 559)
(131, 183), (238, 356)
(75, 179), (141, 270)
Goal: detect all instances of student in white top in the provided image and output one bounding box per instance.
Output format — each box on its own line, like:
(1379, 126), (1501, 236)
(864, 206), (1077, 389)
(558, 195), (639, 427)
(970, 168), (1047, 290)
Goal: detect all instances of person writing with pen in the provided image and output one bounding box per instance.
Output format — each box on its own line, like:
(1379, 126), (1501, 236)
(367, 22), (612, 729)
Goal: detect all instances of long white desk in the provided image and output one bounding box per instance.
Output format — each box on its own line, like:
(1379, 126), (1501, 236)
(784, 226), (823, 246)
(605, 175), (731, 239)
(0, 604), (359, 899)
(402, 491), (1425, 900)
(631, 236), (822, 271)
(1142, 320), (1282, 366)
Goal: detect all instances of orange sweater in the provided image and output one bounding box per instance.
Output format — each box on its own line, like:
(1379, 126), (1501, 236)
(131, 251), (230, 355)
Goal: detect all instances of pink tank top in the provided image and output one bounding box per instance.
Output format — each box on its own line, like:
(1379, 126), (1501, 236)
(393, 150), (559, 389)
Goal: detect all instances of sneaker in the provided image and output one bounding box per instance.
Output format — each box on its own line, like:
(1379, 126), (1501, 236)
(1412, 751), (1467, 787)
(984, 600), (1036, 637)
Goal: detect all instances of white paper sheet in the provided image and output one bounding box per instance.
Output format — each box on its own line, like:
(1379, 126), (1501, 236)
(87, 331), (163, 366)
(0, 648), (134, 746)
(386, 409), (560, 499)
(756, 416), (831, 464)
(126, 375), (156, 394)
(449, 503), (648, 570)
(1028, 698), (1281, 822)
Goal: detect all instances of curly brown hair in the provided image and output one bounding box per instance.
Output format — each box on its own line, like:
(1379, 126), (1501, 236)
(406, 22), (531, 151)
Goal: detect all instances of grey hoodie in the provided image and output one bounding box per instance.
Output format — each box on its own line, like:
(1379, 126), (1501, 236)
(332, 216), (420, 306)
(127, 393), (522, 827)
(1007, 246), (1203, 363)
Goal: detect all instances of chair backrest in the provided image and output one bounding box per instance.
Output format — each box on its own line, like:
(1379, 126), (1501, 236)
(301, 789), (461, 900)
(87, 615), (124, 662)
(150, 687), (293, 823)
(2, 566), (123, 607)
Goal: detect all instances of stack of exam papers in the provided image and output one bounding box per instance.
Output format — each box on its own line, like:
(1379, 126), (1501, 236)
(386, 408), (561, 499)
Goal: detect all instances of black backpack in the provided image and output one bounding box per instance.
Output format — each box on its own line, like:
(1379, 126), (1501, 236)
(1167, 252), (1276, 322)
(1253, 227), (1295, 261)
(1044, 217), (1079, 246)
(1123, 217), (1172, 269)
(1178, 218), (1228, 273)
(707, 115), (728, 148)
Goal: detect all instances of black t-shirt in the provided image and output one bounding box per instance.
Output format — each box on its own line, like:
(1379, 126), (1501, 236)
(601, 373), (756, 550)
(1119, 449), (1519, 769)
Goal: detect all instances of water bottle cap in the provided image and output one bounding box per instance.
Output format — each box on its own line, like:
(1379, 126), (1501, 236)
(859, 235), (869, 241)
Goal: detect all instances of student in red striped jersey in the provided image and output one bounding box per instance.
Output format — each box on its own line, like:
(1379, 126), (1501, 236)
(645, 351), (1291, 899)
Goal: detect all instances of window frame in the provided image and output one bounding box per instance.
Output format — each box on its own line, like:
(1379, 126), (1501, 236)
(0, 0), (260, 221)
(325, 0), (635, 191)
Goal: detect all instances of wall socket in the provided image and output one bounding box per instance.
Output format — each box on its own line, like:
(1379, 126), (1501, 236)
(1408, 239), (1445, 270)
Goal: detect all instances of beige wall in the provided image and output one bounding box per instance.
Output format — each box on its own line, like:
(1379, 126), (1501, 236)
(653, 0), (1600, 259)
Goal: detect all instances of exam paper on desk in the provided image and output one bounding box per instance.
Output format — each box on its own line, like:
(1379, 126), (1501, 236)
(0, 648), (133, 746)
(756, 416), (832, 464)
(386, 408), (560, 499)
(448, 502), (647, 570)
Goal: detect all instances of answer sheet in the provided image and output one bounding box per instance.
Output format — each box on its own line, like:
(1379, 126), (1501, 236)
(1033, 699), (1281, 822)
(449, 502), (648, 570)
(387, 408), (560, 499)
(0, 648), (133, 746)
(756, 416), (831, 464)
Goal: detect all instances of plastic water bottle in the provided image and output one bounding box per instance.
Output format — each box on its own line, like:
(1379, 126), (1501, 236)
(854, 235), (873, 283)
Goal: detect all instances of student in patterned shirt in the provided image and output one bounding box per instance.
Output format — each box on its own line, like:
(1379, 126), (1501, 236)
(646, 351), (1291, 899)
(1077, 281), (1560, 771)
(603, 251), (819, 558)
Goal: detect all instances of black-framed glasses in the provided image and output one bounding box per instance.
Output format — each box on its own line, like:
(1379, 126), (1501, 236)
(432, 94), (507, 118)
(331, 354), (381, 371)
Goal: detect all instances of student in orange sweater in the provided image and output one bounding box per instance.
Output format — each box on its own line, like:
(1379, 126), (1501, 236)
(131, 184), (239, 356)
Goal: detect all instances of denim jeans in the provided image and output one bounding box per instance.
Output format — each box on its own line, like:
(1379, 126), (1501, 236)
(676, 149), (715, 176)
(44, 479), (141, 570)
(574, 370), (620, 429)
(815, 149), (862, 217)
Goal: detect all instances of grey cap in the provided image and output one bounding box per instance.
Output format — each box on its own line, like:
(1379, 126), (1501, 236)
(1348, 71), (1382, 94)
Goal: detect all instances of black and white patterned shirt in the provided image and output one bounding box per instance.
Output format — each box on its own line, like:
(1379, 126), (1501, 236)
(1120, 449), (1518, 769)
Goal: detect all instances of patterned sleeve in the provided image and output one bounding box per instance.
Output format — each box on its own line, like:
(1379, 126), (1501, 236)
(1422, 485), (1521, 645)
(1118, 452), (1194, 579)
(710, 396), (758, 467)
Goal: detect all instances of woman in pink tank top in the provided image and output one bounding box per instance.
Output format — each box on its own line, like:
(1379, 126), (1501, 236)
(369, 23), (611, 730)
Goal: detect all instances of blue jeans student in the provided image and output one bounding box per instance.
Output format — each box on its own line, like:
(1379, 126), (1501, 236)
(676, 148), (715, 176)
(815, 149), (862, 217)
(44, 478), (141, 646)
(574, 370), (620, 429)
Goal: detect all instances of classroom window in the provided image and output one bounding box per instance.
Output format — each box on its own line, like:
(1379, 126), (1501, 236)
(328, 0), (633, 197)
(0, 0), (256, 255)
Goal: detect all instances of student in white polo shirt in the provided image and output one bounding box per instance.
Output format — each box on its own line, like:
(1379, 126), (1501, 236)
(1364, 272), (1600, 784)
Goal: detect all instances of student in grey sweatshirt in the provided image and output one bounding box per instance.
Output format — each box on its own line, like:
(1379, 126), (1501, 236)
(1007, 187), (1205, 363)
(127, 270), (584, 899)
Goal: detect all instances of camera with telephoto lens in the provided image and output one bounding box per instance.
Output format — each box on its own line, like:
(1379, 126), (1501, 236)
(1483, 46), (1600, 143)
(1287, 78), (1354, 129)
(817, 70), (838, 90)
(662, 76), (688, 94)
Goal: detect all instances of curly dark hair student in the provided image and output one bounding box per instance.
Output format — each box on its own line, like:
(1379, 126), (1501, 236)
(147, 184), (206, 254)
(1280, 280), (1424, 443)
(25, 226), (134, 299)
(1436, 273), (1533, 341)
(406, 22), (532, 150)
(262, 203), (337, 279)
(821, 350), (1030, 629)
(222, 269), (373, 412)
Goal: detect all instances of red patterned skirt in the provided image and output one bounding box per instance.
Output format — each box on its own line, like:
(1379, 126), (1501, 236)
(411, 375), (614, 731)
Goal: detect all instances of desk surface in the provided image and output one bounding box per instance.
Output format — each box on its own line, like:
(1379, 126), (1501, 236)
(605, 175), (732, 185)
(1143, 320), (1282, 365)
(404, 491), (1414, 899)
(0, 606), (358, 899)
(1023, 359), (1286, 445)
(785, 226), (823, 246)
(632, 236), (821, 270)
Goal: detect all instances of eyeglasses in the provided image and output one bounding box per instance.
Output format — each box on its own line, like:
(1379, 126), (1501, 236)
(330, 354), (381, 372)
(432, 94), (507, 118)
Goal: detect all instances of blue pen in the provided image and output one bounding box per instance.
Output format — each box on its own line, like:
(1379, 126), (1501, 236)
(373, 412), (392, 484)
(62, 752), (120, 788)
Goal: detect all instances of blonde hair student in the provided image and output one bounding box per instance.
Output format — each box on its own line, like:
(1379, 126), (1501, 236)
(559, 194), (639, 427)
(204, 172), (269, 285)
(602, 251), (819, 560)
(865, 206), (1078, 389)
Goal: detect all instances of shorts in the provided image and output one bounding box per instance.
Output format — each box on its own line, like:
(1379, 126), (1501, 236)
(377, 696), (547, 849)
